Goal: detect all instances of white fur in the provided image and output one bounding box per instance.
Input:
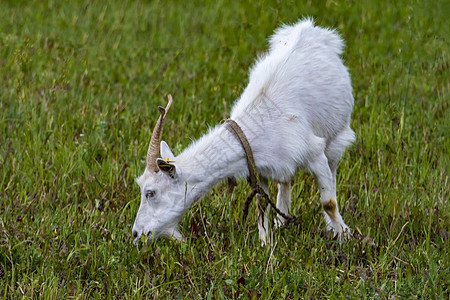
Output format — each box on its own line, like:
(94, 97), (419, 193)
(132, 19), (355, 245)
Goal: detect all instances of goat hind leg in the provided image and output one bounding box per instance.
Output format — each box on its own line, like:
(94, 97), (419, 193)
(274, 182), (292, 228)
(308, 153), (351, 240)
(325, 127), (355, 187)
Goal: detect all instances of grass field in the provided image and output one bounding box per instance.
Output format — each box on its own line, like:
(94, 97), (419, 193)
(1, 0), (448, 298)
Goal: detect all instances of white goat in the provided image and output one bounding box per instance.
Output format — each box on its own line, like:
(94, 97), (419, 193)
(132, 19), (355, 245)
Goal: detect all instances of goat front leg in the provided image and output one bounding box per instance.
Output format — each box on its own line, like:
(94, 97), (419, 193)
(308, 153), (351, 240)
(256, 177), (272, 245)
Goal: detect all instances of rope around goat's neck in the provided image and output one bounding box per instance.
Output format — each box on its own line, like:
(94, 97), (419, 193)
(223, 119), (259, 192)
(223, 119), (294, 226)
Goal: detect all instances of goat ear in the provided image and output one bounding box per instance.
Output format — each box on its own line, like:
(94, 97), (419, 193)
(156, 158), (177, 179)
(160, 141), (175, 161)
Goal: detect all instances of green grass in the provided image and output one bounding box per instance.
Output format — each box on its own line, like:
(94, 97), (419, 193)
(0, 0), (448, 298)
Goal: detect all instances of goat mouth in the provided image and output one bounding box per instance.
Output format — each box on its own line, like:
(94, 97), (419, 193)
(133, 231), (154, 246)
(133, 234), (141, 246)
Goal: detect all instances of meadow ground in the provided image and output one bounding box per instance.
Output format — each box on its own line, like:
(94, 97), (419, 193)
(0, 0), (448, 298)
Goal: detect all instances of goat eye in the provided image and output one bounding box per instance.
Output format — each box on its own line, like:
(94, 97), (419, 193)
(145, 190), (156, 199)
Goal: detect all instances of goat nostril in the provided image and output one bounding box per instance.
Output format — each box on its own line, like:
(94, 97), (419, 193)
(133, 230), (138, 238)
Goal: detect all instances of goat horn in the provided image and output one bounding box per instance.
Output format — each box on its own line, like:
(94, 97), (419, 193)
(146, 94), (173, 172)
